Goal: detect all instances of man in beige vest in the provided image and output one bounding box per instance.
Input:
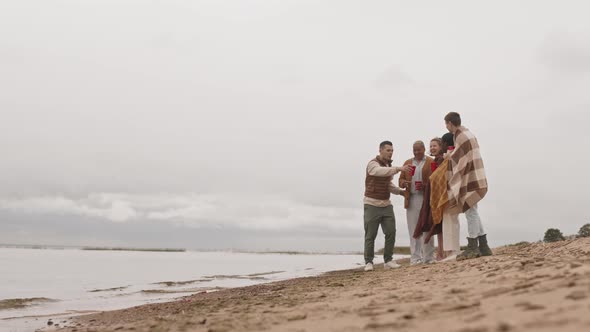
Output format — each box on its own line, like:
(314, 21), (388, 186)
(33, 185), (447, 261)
(363, 141), (412, 271)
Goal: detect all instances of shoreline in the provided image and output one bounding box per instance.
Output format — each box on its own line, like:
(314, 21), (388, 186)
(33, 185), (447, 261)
(44, 237), (590, 332)
(0, 244), (413, 256)
(2, 249), (383, 332)
(1, 253), (373, 331)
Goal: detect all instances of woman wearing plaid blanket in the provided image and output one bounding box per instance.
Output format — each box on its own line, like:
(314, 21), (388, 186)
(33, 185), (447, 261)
(414, 136), (461, 261)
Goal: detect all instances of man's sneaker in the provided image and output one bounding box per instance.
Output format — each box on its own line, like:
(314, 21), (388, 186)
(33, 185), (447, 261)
(364, 262), (374, 271)
(441, 251), (459, 262)
(383, 261), (401, 270)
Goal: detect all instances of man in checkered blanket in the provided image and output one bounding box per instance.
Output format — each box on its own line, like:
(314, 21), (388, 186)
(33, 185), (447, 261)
(444, 112), (493, 260)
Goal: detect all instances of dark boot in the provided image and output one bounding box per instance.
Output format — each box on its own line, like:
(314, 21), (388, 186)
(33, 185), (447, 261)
(456, 238), (481, 261)
(478, 234), (493, 256)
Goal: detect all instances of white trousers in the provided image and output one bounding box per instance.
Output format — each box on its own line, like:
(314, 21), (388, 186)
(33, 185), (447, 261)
(442, 211), (460, 252)
(465, 204), (485, 238)
(406, 194), (435, 264)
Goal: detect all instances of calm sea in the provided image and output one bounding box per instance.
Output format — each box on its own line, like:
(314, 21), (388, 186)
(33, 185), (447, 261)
(0, 247), (401, 331)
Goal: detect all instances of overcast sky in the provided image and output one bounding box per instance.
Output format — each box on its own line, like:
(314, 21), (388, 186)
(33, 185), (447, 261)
(1, 0), (589, 251)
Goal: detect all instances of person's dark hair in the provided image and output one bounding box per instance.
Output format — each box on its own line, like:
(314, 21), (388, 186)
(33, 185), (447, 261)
(442, 133), (454, 147)
(444, 112), (461, 126)
(379, 141), (393, 149)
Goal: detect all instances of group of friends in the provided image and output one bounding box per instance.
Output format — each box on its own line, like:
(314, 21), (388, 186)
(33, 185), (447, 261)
(363, 112), (491, 271)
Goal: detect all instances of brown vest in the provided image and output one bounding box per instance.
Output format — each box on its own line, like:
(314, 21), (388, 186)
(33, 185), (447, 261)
(365, 157), (392, 200)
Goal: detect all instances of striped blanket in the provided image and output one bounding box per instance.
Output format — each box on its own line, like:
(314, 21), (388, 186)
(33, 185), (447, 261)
(447, 126), (488, 212)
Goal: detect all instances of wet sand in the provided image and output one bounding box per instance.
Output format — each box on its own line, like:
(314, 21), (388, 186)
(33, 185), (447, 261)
(52, 238), (590, 332)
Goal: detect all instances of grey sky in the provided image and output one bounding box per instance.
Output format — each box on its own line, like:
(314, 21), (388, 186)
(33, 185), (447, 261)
(1, 1), (589, 251)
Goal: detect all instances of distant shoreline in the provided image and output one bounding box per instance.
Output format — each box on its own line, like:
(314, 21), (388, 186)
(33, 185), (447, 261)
(81, 247), (186, 252)
(0, 244), (186, 252)
(0, 244), (411, 255)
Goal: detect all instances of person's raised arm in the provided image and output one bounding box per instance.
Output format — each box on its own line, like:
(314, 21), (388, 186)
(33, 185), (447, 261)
(367, 161), (412, 177)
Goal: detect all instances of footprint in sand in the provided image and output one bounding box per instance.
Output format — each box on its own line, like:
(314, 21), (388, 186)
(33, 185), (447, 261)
(565, 291), (587, 301)
(443, 301), (481, 312)
(456, 326), (488, 332)
(364, 321), (409, 329)
(286, 312), (307, 321)
(515, 301), (546, 311)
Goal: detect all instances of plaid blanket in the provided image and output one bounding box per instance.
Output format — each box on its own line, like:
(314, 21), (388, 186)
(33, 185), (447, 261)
(447, 126), (488, 212)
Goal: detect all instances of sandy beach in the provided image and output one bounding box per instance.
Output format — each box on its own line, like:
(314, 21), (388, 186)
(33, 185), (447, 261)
(44, 237), (590, 332)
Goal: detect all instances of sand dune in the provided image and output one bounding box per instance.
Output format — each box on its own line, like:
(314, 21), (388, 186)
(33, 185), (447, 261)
(52, 238), (590, 332)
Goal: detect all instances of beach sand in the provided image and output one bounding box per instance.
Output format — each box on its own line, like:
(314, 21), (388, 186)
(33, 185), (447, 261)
(52, 237), (590, 332)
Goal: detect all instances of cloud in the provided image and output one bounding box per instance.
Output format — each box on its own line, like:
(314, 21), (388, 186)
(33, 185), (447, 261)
(0, 195), (138, 222)
(0, 209), (361, 251)
(373, 66), (414, 92)
(538, 31), (590, 74)
(0, 193), (361, 232)
(1, 1), (590, 251)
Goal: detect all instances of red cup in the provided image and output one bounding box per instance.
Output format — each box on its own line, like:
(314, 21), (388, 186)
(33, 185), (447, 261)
(448, 146), (455, 151)
(409, 165), (416, 176)
(415, 181), (423, 191)
(431, 162), (438, 172)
